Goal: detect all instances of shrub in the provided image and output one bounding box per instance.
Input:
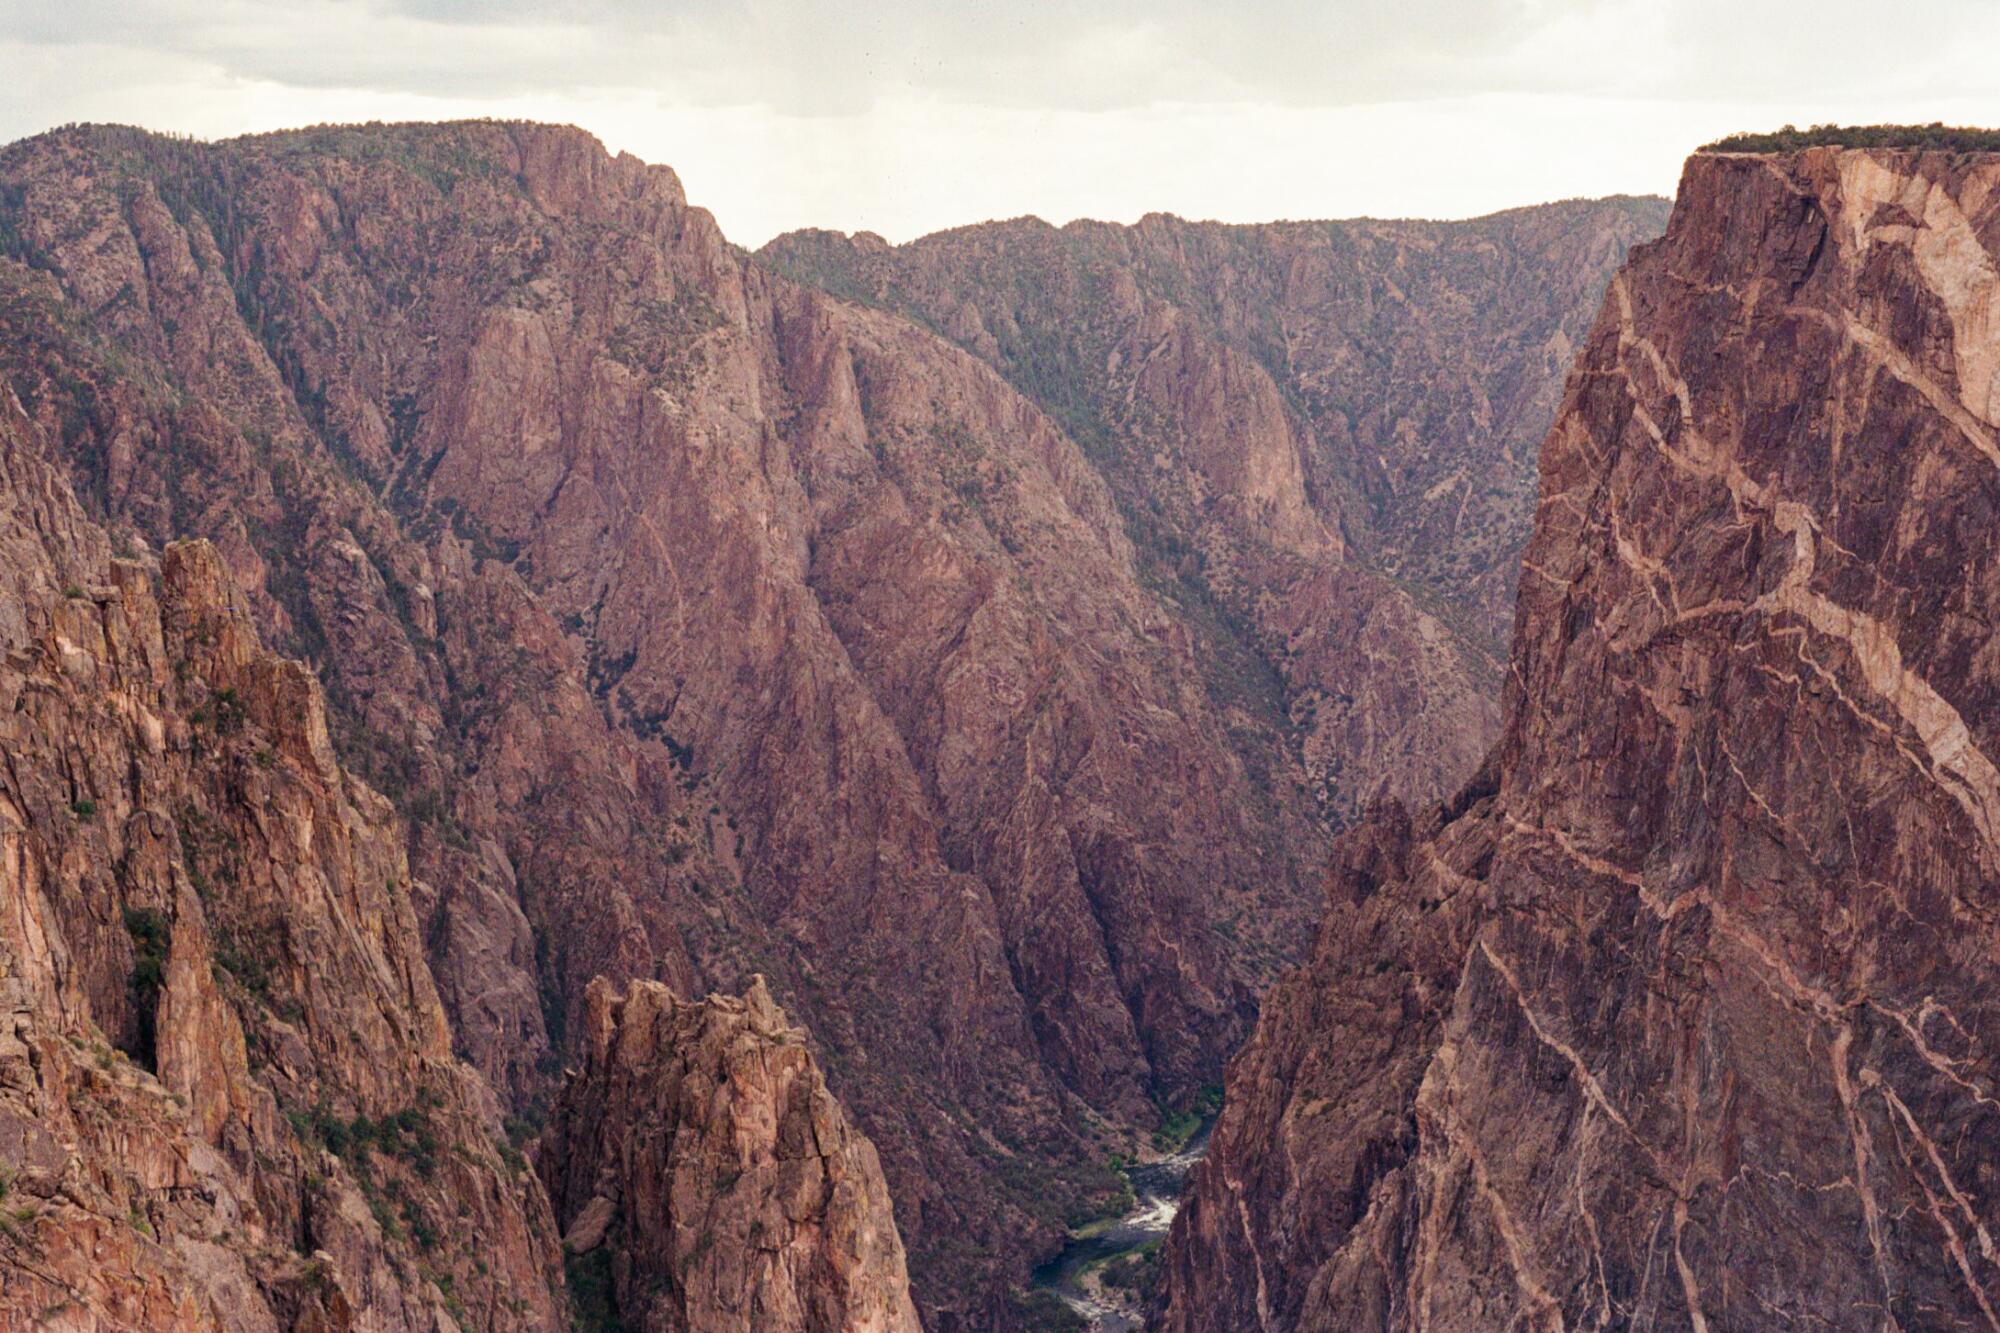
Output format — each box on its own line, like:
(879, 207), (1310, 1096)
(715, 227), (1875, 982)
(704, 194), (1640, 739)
(295, 1102), (438, 1178)
(213, 940), (271, 1000)
(564, 1247), (624, 1332)
(496, 1140), (528, 1176)
(1705, 123), (2000, 154)
(210, 687), (245, 735)
(122, 907), (170, 1069)
(1100, 1240), (1163, 1298)
(1010, 1290), (1088, 1332)
(407, 1207), (439, 1251)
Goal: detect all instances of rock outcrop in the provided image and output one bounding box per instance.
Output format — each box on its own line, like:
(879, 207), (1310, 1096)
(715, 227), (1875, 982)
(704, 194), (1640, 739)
(0, 388), (565, 1327)
(760, 199), (1667, 815)
(539, 977), (920, 1333)
(1161, 142), (2000, 1328)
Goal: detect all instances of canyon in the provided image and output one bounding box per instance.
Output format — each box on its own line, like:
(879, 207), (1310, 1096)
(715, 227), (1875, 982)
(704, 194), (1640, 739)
(1160, 140), (2000, 1330)
(0, 118), (1659, 1327)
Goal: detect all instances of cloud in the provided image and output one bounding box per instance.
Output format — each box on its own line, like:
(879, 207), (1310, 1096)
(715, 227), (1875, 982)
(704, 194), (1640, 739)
(2, 1), (1999, 246)
(11, 0), (1999, 119)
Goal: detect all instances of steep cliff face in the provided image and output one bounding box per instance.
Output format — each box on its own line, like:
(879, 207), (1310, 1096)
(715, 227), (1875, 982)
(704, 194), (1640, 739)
(0, 390), (564, 1328)
(0, 118), (1665, 1319)
(0, 121), (1317, 1314)
(538, 977), (920, 1333)
(1162, 144), (2000, 1329)
(760, 200), (1667, 815)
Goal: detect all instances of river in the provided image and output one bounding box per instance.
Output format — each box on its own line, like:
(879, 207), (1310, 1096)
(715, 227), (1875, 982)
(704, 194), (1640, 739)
(1029, 1123), (1213, 1331)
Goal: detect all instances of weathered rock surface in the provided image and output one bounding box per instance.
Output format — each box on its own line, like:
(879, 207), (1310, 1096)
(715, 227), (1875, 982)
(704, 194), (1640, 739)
(760, 199), (1667, 815)
(0, 120), (1654, 1320)
(0, 121), (1291, 1313)
(0, 388), (565, 1328)
(539, 976), (920, 1332)
(1162, 144), (2000, 1329)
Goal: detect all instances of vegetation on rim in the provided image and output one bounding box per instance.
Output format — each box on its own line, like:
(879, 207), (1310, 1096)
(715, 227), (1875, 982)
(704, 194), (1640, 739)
(1705, 122), (2000, 153)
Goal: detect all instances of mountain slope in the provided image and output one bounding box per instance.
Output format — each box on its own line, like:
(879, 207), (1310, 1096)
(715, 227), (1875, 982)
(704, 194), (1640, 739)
(1161, 143), (2000, 1329)
(0, 378), (924, 1331)
(760, 199), (1668, 817)
(0, 121), (1661, 1320)
(0, 121), (1306, 1316)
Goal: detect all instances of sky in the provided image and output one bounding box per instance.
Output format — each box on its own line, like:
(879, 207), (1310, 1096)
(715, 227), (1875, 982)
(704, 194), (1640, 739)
(3, 1), (1999, 247)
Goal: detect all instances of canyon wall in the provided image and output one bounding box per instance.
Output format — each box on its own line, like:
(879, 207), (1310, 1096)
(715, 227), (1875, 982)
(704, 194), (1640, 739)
(0, 122), (1278, 1313)
(0, 120), (1655, 1320)
(762, 199), (1666, 817)
(1161, 144), (2000, 1330)
(0, 389), (916, 1331)
(0, 388), (566, 1328)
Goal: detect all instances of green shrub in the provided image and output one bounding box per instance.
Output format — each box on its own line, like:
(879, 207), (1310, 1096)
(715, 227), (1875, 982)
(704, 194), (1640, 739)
(213, 943), (270, 998)
(366, 1189), (400, 1239)
(1152, 1085), (1221, 1151)
(210, 687), (245, 735)
(407, 1207), (439, 1251)
(1100, 1240), (1163, 1298)
(295, 1102), (439, 1178)
(496, 1140), (528, 1176)
(1010, 1289), (1088, 1332)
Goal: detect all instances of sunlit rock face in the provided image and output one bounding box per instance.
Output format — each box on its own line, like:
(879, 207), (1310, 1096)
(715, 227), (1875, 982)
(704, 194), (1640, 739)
(1161, 145), (2000, 1330)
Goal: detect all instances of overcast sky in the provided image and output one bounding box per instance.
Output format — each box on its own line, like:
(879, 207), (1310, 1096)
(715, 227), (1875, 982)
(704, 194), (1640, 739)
(3, 1), (1998, 246)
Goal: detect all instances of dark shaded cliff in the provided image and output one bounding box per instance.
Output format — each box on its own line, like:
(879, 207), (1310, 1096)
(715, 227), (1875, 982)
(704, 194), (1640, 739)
(1161, 145), (2000, 1329)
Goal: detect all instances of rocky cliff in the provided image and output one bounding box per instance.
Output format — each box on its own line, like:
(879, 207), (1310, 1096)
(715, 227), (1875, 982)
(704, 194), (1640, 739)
(538, 977), (920, 1332)
(0, 119), (1653, 1320)
(0, 121), (1283, 1315)
(1161, 142), (2000, 1328)
(0, 360), (918, 1328)
(0, 387), (566, 1328)
(760, 199), (1666, 816)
